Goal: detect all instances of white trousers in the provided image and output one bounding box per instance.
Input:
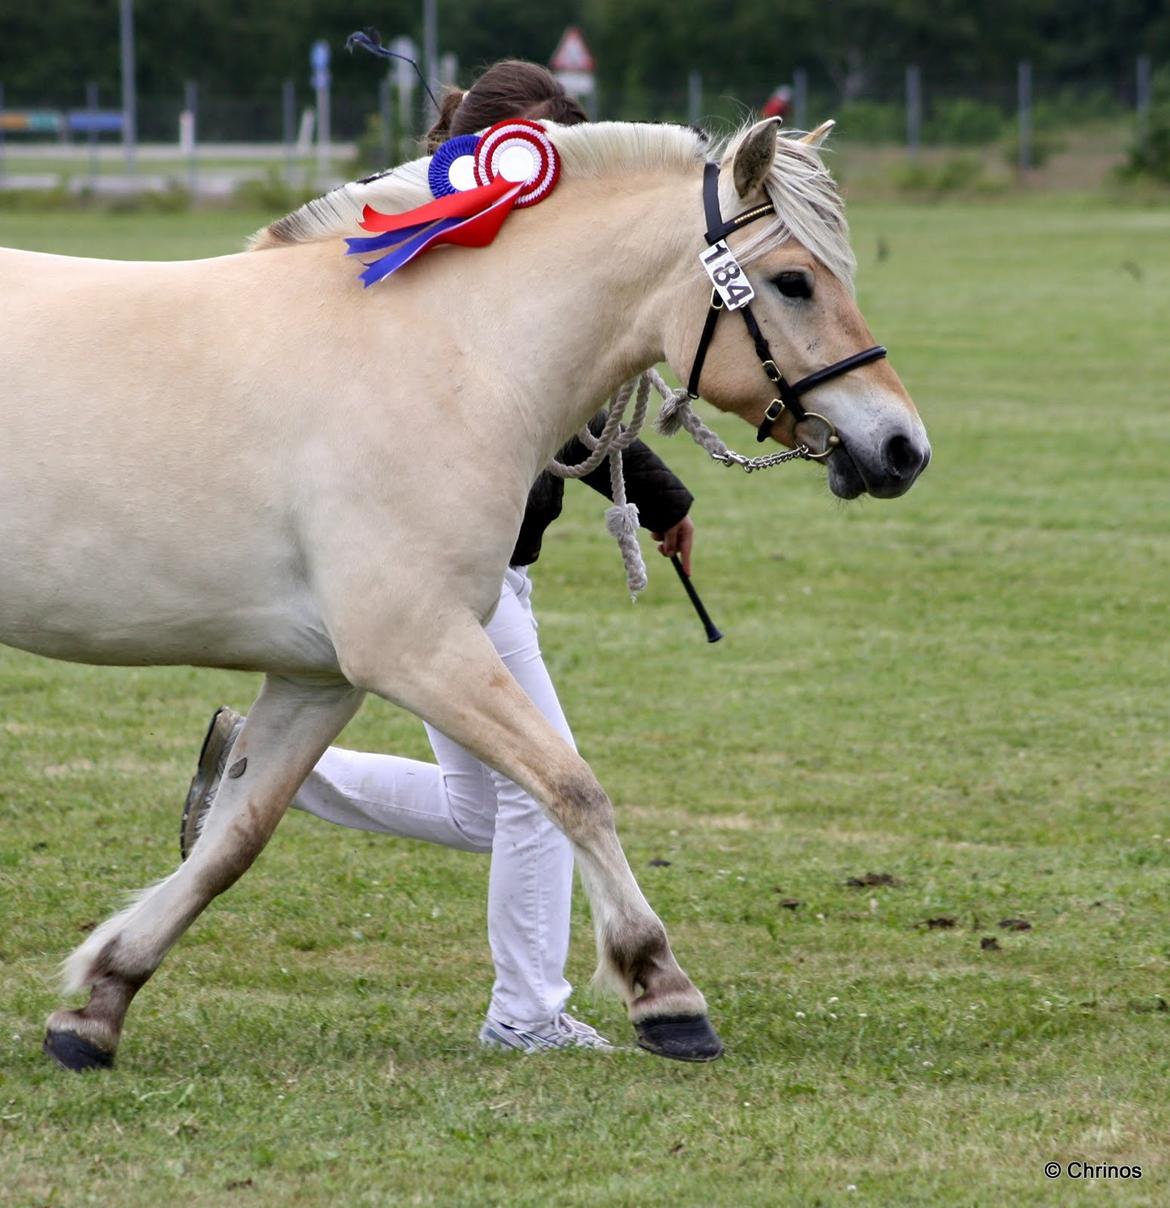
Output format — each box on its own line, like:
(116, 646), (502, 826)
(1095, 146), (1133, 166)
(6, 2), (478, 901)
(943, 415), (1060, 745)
(292, 567), (575, 1028)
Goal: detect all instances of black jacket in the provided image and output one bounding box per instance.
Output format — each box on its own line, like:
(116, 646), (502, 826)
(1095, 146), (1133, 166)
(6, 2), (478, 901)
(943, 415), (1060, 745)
(510, 415), (694, 567)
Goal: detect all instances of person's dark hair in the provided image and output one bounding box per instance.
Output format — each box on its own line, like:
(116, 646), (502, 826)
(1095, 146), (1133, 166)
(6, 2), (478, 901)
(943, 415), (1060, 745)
(424, 60), (588, 152)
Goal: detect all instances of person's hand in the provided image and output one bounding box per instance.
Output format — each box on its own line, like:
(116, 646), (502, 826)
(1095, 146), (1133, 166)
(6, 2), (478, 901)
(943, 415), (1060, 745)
(651, 515), (695, 576)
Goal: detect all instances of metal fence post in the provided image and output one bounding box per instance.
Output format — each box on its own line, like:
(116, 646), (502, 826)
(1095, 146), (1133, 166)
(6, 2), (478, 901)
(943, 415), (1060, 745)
(1017, 60), (1033, 173)
(422, 0), (439, 114)
(86, 81), (100, 190)
(119, 0), (137, 173)
(793, 67), (807, 131)
(379, 74), (393, 167)
(687, 70), (702, 127)
(283, 78), (295, 183)
(1136, 54), (1152, 139)
(184, 79), (198, 196)
(906, 64), (921, 159)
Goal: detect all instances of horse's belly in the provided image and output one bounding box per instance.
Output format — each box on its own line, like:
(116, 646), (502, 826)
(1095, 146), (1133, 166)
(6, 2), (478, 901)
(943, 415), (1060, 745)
(0, 584), (339, 673)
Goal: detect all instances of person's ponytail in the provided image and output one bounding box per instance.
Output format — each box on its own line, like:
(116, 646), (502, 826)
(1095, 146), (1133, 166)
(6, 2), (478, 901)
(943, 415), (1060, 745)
(424, 88), (466, 152)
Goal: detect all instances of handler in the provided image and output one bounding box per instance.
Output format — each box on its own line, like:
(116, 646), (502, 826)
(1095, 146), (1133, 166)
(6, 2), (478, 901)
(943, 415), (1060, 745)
(178, 61), (697, 1054)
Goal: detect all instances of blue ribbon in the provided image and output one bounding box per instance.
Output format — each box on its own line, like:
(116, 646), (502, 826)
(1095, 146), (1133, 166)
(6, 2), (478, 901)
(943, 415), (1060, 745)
(351, 216), (464, 287)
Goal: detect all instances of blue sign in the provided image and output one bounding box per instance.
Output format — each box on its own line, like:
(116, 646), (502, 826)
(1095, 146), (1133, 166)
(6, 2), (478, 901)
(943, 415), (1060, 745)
(67, 110), (124, 134)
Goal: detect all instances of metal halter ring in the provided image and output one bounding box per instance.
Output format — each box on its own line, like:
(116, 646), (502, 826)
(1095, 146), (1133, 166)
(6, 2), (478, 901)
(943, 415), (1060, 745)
(794, 410), (841, 460)
(763, 401), (841, 461)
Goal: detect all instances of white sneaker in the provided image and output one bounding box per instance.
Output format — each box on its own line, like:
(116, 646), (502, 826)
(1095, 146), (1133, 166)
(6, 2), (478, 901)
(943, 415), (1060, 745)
(479, 1013), (614, 1053)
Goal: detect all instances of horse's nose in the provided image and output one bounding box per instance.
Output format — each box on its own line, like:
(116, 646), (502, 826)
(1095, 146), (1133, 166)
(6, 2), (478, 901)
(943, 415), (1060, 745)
(881, 432), (928, 484)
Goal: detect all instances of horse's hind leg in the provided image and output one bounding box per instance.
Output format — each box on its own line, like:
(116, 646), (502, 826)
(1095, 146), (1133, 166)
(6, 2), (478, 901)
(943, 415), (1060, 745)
(346, 617), (722, 1062)
(44, 674), (362, 1071)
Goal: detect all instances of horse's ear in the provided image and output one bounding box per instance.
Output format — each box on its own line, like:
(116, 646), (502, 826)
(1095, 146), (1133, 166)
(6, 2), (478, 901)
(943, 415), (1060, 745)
(798, 120), (836, 148)
(732, 117), (781, 198)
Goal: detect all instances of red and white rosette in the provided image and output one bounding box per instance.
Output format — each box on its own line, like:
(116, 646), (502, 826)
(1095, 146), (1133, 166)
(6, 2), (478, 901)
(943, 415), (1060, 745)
(473, 119), (561, 208)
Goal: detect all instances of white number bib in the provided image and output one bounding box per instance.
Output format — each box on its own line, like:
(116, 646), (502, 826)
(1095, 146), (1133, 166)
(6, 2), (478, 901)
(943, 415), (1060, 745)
(699, 241), (755, 311)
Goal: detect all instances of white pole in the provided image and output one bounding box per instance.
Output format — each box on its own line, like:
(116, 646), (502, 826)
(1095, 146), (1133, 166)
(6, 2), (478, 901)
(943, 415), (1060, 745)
(119, 0), (137, 173)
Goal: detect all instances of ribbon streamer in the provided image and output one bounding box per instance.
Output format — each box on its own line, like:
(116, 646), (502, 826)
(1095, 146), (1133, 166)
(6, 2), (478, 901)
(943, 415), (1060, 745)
(346, 176), (523, 287)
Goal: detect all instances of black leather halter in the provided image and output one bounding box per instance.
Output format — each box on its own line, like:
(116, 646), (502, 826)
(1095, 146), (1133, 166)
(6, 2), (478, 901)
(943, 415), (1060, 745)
(687, 162), (888, 450)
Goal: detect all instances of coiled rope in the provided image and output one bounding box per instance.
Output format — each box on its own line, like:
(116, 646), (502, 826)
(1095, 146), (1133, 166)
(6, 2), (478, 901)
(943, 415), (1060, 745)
(549, 371), (805, 595)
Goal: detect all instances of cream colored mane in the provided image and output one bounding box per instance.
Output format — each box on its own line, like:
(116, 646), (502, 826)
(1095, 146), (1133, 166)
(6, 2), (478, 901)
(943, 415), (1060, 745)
(252, 120), (855, 289)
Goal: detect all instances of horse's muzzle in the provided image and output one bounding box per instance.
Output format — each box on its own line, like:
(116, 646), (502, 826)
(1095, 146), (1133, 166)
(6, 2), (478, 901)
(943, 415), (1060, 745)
(828, 429), (931, 500)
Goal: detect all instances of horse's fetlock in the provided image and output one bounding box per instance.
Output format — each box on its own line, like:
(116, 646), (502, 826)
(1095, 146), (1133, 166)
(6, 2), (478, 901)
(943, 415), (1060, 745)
(605, 917), (671, 992)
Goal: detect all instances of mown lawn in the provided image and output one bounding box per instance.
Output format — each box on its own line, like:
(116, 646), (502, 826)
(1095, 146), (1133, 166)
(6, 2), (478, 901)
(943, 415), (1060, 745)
(1, 192), (1168, 1207)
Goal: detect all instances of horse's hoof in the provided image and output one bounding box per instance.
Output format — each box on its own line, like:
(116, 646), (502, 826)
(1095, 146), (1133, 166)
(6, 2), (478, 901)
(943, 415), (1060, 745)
(43, 1029), (115, 1072)
(634, 1014), (724, 1062)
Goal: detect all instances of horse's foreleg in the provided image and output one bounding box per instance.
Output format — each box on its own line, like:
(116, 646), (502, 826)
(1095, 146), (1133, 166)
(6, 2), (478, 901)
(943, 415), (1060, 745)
(347, 618), (722, 1062)
(44, 674), (363, 1071)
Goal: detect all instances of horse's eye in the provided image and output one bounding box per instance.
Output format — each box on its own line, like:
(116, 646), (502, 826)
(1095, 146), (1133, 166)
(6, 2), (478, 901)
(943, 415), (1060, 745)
(774, 270), (813, 299)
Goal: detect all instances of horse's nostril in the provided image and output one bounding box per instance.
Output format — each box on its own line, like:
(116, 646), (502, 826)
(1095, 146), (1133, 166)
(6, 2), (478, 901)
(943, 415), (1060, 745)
(882, 433), (923, 481)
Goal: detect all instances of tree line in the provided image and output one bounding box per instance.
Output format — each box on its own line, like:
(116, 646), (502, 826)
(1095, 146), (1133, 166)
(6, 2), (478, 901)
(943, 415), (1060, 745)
(2, 0), (1166, 119)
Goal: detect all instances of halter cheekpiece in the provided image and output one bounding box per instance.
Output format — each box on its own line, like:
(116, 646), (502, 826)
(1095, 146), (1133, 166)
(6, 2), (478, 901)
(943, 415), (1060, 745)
(688, 162), (888, 452)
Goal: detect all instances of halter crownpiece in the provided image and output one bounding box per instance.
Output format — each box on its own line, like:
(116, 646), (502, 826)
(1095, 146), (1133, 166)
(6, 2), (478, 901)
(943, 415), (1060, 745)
(347, 120), (562, 286)
(687, 161), (887, 452)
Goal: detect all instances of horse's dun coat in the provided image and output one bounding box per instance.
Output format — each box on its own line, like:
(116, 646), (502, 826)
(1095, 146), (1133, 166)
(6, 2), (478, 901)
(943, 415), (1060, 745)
(0, 119), (929, 1068)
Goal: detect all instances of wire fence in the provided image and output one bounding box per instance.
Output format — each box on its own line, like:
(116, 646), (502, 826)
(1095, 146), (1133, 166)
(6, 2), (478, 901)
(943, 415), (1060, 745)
(0, 57), (1158, 194)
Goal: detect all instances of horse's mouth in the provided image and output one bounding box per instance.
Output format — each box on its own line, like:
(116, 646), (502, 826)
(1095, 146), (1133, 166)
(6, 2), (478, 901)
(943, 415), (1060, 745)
(825, 431), (930, 500)
(826, 442), (866, 500)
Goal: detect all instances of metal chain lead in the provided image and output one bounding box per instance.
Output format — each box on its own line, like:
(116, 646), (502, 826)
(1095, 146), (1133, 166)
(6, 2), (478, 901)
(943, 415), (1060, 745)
(648, 371), (816, 474)
(710, 444), (810, 472)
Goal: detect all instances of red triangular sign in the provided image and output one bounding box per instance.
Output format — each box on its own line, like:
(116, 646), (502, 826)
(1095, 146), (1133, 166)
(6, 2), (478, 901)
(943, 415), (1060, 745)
(550, 27), (595, 74)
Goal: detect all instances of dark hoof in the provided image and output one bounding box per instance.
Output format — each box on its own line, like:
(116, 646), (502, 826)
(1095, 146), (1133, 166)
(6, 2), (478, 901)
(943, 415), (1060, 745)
(43, 1029), (115, 1072)
(634, 1014), (724, 1062)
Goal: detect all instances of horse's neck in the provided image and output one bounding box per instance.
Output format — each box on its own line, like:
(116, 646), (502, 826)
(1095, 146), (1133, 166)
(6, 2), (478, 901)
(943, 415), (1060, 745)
(431, 173), (696, 454)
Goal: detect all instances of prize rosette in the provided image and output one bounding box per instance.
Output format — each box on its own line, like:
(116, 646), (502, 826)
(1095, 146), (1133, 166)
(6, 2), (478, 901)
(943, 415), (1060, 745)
(347, 119), (563, 286)
(472, 120), (561, 207)
(427, 134), (480, 198)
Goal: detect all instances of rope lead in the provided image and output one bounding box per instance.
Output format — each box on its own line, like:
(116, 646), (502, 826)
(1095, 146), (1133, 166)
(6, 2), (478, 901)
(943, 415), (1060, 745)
(549, 370), (800, 595)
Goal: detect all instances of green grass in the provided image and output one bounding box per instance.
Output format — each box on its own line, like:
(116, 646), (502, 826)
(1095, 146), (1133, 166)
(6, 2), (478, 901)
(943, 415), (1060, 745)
(2, 196), (1168, 1206)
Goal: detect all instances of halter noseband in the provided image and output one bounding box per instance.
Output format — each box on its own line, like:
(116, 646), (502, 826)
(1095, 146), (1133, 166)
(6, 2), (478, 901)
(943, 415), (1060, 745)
(687, 162), (888, 453)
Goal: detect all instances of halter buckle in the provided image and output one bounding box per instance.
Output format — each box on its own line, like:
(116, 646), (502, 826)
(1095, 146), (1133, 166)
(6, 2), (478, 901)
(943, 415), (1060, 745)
(755, 398), (786, 443)
(761, 359), (782, 385)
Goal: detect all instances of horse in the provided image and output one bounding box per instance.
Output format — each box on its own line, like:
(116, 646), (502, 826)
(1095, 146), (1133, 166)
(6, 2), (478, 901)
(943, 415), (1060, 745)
(0, 117), (929, 1070)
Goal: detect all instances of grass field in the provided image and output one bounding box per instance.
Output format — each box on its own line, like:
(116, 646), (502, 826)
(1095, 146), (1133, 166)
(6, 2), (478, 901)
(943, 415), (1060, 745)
(1, 191), (1168, 1207)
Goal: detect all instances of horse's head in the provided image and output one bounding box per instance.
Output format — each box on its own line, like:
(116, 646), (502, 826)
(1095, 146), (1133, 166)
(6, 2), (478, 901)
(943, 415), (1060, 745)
(662, 119), (929, 500)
